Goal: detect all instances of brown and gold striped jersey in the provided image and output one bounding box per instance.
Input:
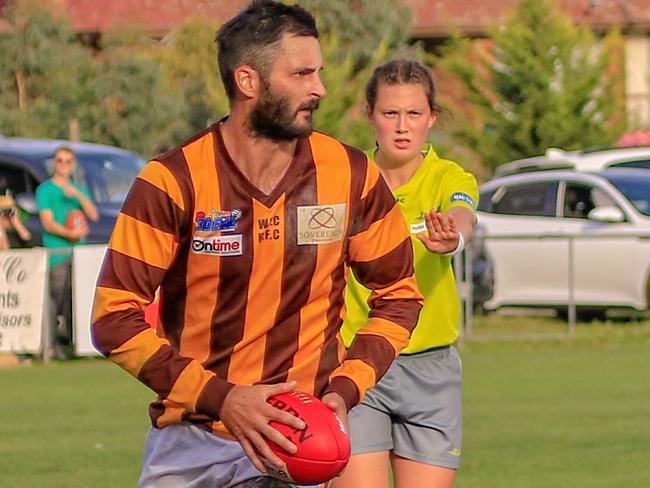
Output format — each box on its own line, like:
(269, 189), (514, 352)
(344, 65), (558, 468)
(91, 123), (423, 438)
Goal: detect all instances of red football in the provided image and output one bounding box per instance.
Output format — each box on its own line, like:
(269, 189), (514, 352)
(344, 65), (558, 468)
(64, 209), (87, 229)
(263, 391), (351, 485)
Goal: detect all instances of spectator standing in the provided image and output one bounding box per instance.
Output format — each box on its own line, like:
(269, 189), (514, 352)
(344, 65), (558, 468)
(36, 146), (98, 359)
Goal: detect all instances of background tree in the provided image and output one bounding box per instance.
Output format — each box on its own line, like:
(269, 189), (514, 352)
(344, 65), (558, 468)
(83, 39), (186, 158)
(0, 0), (423, 156)
(439, 0), (627, 172)
(157, 19), (228, 137)
(0, 0), (93, 139)
(302, 0), (421, 148)
(0, 1), (183, 157)
(301, 0), (414, 70)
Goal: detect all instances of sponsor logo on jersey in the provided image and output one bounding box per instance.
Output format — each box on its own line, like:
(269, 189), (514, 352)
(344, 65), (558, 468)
(195, 209), (242, 233)
(410, 221), (427, 234)
(450, 192), (476, 208)
(257, 215), (281, 242)
(191, 234), (243, 256)
(296, 203), (346, 245)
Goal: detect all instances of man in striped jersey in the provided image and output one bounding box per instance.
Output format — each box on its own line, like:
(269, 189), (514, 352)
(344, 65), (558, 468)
(91, 1), (423, 486)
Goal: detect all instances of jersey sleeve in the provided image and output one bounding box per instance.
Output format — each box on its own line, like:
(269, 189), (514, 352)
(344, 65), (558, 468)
(324, 160), (423, 410)
(439, 163), (479, 214)
(91, 160), (234, 421)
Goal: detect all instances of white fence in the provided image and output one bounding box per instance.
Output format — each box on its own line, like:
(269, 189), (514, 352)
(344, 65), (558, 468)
(455, 231), (650, 341)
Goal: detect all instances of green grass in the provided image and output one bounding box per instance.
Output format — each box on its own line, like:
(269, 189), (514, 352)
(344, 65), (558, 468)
(1, 315), (649, 487)
(458, 315), (650, 488)
(0, 359), (151, 487)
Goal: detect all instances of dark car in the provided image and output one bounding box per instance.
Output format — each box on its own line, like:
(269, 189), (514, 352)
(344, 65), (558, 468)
(0, 136), (146, 245)
(468, 223), (494, 313)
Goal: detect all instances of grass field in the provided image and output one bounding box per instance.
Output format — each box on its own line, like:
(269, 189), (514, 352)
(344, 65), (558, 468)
(1, 315), (649, 487)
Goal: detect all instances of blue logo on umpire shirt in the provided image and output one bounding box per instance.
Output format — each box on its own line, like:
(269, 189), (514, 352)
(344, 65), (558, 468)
(195, 209), (242, 232)
(450, 192), (476, 208)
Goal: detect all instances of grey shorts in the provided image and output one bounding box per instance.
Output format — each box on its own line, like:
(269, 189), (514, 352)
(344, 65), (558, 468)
(347, 345), (463, 469)
(139, 423), (320, 488)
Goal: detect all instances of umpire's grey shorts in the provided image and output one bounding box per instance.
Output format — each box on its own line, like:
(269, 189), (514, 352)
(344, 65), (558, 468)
(347, 345), (463, 469)
(139, 423), (320, 487)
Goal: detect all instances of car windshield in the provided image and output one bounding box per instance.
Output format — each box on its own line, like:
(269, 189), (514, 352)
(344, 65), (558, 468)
(71, 151), (145, 205)
(602, 172), (650, 216)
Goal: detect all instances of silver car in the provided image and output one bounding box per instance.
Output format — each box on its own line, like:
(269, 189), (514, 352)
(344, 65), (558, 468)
(495, 146), (650, 177)
(477, 169), (650, 317)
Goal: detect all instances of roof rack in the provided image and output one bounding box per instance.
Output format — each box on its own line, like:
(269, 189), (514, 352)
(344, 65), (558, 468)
(495, 162), (575, 177)
(494, 150), (575, 177)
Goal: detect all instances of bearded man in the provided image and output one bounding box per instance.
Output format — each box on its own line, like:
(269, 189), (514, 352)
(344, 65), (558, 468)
(91, 1), (423, 486)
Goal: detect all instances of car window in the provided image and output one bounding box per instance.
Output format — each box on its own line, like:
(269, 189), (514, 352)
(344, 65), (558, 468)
(602, 173), (650, 216)
(478, 189), (496, 212)
(74, 152), (145, 205)
(0, 162), (39, 196)
(562, 183), (617, 219)
(607, 159), (650, 170)
(490, 182), (558, 217)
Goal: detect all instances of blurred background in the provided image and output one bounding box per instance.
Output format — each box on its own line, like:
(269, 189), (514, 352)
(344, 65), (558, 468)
(2, 2), (650, 487)
(1, 0), (648, 175)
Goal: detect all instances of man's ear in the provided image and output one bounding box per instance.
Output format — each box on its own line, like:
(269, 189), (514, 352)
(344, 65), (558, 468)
(233, 65), (261, 99)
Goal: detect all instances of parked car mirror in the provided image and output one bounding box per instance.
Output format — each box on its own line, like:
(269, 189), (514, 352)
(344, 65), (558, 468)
(587, 205), (625, 223)
(15, 193), (37, 215)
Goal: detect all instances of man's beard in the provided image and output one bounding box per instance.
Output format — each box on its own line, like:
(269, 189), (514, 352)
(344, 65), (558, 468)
(249, 84), (320, 141)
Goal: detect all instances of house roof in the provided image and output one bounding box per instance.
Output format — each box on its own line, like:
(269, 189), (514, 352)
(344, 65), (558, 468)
(4, 0), (650, 37)
(56, 0), (244, 33)
(408, 0), (650, 37)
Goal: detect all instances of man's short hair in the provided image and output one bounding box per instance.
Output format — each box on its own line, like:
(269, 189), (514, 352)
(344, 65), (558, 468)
(216, 0), (318, 100)
(54, 146), (76, 159)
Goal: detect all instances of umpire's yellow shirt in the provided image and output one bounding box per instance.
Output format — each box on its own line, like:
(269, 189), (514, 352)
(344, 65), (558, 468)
(342, 144), (479, 353)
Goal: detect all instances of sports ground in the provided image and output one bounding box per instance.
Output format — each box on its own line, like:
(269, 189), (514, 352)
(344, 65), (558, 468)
(2, 315), (649, 488)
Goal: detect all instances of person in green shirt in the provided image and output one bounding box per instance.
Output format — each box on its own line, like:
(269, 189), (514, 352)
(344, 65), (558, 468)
(332, 60), (479, 488)
(36, 146), (98, 359)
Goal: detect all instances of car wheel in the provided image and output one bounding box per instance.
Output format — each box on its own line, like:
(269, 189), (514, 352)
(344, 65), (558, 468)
(556, 308), (607, 322)
(578, 309), (607, 322)
(473, 301), (489, 316)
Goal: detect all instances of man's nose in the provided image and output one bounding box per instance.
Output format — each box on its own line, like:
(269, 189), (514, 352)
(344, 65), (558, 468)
(312, 74), (326, 99)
